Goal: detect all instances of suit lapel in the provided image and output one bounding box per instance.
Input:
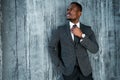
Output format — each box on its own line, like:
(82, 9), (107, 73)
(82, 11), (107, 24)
(65, 22), (74, 45)
(80, 23), (92, 36)
(80, 23), (84, 33)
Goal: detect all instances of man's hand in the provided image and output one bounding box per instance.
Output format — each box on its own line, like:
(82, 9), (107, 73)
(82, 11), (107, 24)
(71, 27), (83, 38)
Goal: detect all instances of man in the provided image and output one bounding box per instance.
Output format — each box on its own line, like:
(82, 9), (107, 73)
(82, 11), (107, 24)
(48, 2), (99, 80)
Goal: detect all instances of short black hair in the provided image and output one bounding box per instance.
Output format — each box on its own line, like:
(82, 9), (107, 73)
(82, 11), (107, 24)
(70, 2), (82, 12)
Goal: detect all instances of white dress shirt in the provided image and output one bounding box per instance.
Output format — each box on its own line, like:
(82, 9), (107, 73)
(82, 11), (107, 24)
(69, 21), (80, 40)
(69, 21), (85, 42)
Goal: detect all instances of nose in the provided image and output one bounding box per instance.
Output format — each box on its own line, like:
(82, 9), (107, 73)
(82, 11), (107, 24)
(67, 9), (71, 14)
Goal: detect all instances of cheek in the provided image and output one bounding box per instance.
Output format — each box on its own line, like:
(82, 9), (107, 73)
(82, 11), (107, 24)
(71, 12), (77, 17)
(73, 14), (77, 18)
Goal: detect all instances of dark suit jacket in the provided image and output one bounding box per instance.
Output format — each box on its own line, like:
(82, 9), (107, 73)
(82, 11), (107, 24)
(48, 21), (99, 76)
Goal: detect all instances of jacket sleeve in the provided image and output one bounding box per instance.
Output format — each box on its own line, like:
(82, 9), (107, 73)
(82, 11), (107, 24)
(80, 28), (99, 53)
(48, 28), (63, 68)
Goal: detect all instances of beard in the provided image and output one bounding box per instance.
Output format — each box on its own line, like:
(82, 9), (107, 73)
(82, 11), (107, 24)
(66, 17), (76, 22)
(67, 18), (72, 20)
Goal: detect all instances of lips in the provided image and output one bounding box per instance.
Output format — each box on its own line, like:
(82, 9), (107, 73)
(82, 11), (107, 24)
(66, 14), (71, 17)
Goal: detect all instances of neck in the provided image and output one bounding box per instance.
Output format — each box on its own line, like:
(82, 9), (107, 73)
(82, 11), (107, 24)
(70, 19), (79, 24)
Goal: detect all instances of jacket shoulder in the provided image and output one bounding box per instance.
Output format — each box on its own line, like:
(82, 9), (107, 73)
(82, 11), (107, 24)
(81, 23), (91, 29)
(56, 24), (68, 32)
(81, 23), (94, 36)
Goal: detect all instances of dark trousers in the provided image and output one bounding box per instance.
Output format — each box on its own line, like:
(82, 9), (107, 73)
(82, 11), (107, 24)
(63, 66), (93, 80)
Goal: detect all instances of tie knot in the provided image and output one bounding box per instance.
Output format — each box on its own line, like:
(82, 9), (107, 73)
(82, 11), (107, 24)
(73, 24), (77, 28)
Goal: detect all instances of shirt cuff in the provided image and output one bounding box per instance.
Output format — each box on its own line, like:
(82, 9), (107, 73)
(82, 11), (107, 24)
(80, 34), (86, 42)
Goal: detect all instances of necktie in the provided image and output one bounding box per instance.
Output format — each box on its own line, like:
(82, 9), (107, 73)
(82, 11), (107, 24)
(73, 24), (80, 44)
(73, 25), (79, 66)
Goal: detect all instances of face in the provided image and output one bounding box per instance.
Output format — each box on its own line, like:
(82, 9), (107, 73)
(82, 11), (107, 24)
(66, 4), (82, 22)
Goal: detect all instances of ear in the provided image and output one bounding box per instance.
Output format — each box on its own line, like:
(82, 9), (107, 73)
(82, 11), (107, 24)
(78, 11), (82, 17)
(79, 12), (82, 16)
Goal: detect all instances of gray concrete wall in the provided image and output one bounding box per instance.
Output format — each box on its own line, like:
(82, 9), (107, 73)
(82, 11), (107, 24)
(0, 0), (2, 79)
(1, 0), (120, 80)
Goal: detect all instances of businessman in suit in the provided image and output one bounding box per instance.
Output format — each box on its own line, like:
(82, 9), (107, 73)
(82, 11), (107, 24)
(48, 2), (99, 80)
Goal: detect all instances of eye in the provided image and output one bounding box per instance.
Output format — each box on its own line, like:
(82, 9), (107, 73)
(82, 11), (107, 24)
(67, 8), (69, 11)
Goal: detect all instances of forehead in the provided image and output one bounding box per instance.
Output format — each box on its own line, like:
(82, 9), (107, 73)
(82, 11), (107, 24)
(68, 4), (78, 9)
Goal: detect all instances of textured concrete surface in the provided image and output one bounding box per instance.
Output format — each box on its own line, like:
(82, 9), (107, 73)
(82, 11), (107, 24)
(1, 0), (120, 80)
(0, 0), (2, 80)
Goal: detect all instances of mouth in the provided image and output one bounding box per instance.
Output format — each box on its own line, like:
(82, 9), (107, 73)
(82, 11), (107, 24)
(66, 14), (71, 17)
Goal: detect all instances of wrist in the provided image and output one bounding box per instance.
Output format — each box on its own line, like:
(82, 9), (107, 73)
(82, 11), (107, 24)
(81, 34), (85, 38)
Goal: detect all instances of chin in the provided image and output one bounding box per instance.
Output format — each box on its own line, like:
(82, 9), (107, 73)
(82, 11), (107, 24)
(66, 17), (72, 20)
(67, 18), (71, 20)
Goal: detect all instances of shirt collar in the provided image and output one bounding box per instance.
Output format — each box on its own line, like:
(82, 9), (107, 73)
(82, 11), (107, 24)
(69, 21), (80, 29)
